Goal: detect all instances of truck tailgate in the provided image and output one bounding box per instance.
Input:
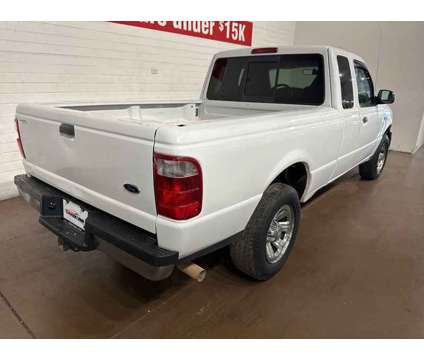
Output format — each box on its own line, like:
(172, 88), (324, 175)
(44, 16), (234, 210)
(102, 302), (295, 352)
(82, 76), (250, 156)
(16, 104), (163, 233)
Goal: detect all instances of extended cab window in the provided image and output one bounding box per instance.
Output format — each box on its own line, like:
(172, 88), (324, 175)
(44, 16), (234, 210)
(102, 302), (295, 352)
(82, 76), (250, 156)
(354, 61), (375, 107)
(207, 54), (325, 105)
(337, 56), (354, 109)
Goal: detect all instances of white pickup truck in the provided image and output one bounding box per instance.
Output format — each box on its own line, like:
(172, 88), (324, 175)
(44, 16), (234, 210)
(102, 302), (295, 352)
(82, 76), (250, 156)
(14, 46), (394, 281)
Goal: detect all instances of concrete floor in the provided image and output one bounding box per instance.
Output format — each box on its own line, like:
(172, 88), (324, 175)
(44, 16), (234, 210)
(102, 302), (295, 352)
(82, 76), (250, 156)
(0, 148), (423, 338)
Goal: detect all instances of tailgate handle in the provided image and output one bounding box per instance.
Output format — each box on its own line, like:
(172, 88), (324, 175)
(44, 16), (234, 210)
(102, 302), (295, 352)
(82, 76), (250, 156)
(59, 123), (75, 138)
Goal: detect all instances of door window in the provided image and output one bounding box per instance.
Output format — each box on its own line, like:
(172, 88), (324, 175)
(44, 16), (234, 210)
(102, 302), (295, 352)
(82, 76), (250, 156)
(354, 61), (375, 107)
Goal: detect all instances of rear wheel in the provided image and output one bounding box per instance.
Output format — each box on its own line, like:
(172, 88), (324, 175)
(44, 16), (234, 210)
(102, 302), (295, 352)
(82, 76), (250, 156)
(230, 183), (300, 280)
(359, 134), (390, 180)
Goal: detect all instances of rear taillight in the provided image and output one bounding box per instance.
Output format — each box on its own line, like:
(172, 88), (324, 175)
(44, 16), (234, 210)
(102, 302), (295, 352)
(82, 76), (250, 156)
(15, 118), (26, 159)
(154, 153), (202, 220)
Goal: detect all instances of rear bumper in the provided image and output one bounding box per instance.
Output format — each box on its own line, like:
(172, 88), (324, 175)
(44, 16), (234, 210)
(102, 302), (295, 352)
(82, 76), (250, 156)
(14, 174), (179, 268)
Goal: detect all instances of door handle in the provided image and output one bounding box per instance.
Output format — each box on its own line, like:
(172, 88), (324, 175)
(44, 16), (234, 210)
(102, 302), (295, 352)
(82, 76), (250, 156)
(362, 116), (368, 124)
(59, 123), (75, 138)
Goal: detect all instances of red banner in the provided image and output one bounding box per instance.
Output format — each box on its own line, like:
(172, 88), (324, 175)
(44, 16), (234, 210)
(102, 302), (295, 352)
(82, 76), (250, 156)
(111, 21), (253, 46)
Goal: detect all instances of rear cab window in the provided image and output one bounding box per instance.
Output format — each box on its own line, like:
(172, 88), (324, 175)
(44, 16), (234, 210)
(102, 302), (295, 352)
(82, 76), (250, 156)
(207, 53), (325, 106)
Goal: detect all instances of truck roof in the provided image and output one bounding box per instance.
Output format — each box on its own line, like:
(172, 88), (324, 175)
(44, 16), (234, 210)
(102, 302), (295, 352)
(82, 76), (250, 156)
(214, 45), (364, 62)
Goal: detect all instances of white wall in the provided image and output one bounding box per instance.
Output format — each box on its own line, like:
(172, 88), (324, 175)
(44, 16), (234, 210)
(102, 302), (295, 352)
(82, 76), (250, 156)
(294, 21), (424, 154)
(0, 21), (295, 200)
(415, 115), (424, 153)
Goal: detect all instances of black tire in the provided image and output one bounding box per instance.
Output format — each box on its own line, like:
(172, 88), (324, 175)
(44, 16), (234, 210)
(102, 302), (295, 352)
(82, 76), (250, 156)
(230, 183), (301, 281)
(359, 134), (390, 180)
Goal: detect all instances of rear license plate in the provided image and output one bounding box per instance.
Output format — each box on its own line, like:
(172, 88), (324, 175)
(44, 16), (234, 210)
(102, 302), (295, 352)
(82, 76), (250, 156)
(63, 199), (88, 231)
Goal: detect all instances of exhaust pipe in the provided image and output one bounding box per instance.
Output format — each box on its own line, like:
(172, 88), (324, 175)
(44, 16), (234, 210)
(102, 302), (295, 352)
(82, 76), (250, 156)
(178, 262), (206, 282)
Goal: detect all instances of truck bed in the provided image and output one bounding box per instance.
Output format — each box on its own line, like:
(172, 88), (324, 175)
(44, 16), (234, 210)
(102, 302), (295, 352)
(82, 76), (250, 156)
(16, 100), (326, 236)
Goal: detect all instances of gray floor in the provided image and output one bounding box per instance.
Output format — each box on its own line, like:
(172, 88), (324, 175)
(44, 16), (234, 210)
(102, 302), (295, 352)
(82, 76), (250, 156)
(0, 148), (423, 338)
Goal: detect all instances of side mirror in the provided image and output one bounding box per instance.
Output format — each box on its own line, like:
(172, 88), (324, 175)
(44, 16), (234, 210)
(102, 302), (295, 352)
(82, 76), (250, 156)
(377, 89), (395, 104)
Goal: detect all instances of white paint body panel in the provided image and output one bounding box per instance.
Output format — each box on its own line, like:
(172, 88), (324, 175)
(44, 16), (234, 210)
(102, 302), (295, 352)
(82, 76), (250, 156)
(16, 46), (393, 258)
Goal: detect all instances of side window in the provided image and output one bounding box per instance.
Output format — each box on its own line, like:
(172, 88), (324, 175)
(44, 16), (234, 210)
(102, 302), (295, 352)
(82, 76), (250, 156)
(354, 61), (375, 107)
(336, 56), (354, 109)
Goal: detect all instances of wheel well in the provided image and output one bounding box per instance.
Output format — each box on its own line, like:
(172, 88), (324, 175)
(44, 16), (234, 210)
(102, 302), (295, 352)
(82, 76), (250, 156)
(271, 162), (308, 199)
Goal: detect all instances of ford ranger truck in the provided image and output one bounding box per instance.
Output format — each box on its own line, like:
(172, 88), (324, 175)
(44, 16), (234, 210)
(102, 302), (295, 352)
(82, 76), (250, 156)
(14, 46), (394, 281)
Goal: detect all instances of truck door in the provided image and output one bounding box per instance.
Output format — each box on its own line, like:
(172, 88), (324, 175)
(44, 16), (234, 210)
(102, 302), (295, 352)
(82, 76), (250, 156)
(353, 60), (382, 161)
(331, 53), (361, 178)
